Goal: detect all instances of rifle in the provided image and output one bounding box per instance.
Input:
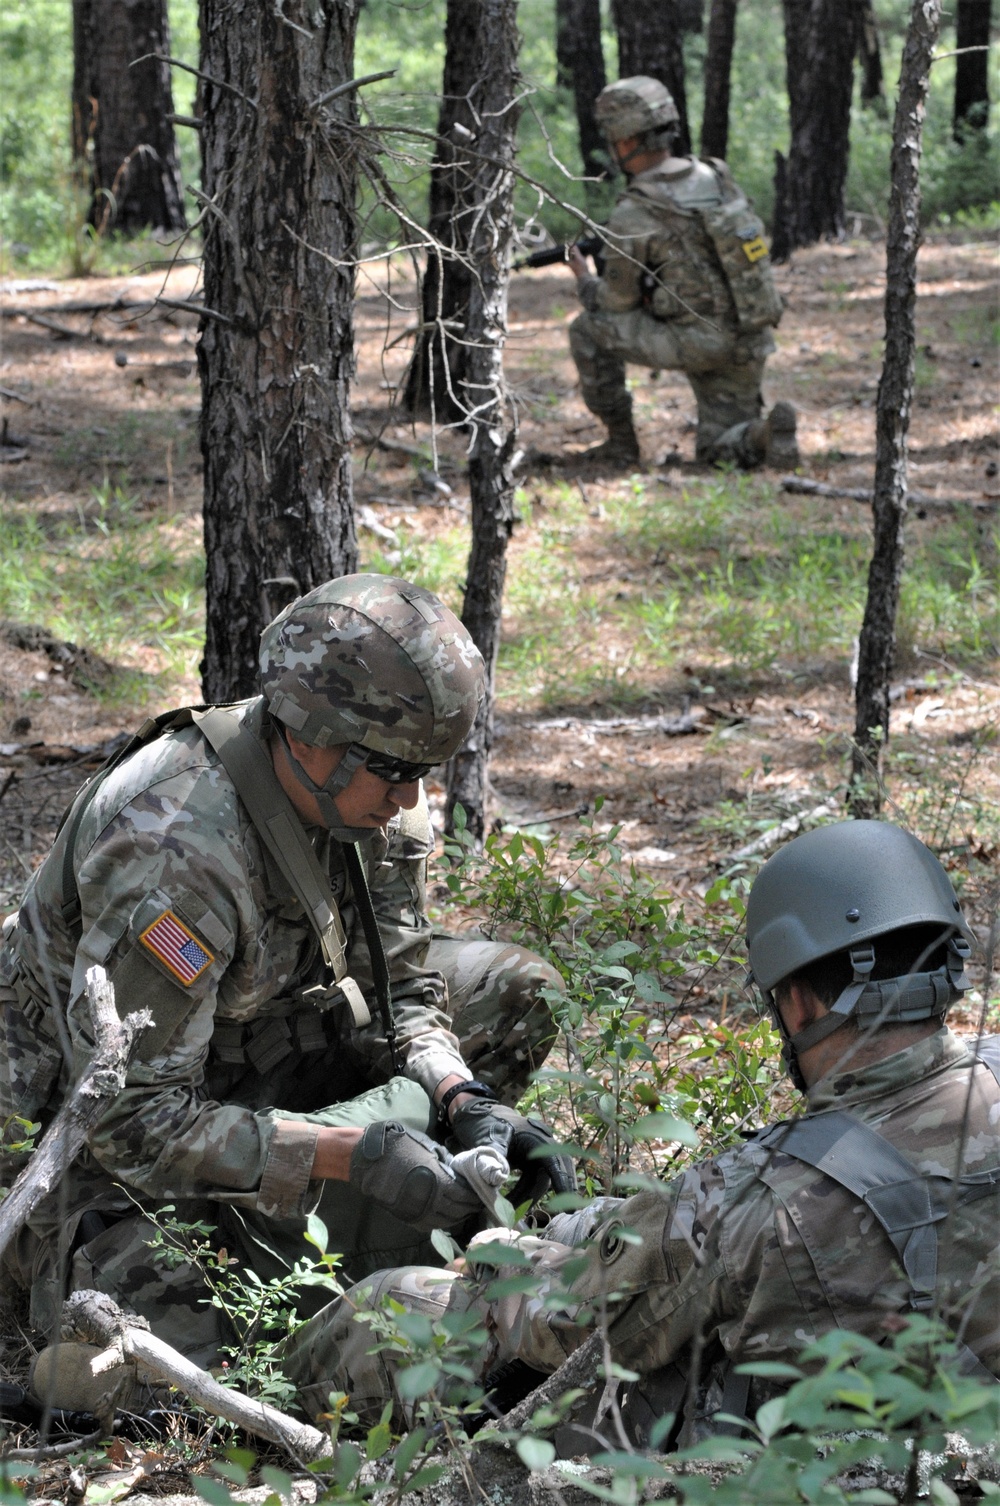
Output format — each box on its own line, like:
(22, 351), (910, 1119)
(513, 233), (605, 273)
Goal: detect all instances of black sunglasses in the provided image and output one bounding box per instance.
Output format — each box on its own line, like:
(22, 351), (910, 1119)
(359, 746), (437, 784)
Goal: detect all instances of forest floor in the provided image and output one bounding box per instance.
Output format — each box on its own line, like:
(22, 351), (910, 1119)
(1, 232), (997, 986)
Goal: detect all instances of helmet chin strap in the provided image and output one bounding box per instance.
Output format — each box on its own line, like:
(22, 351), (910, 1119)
(764, 933), (971, 1091)
(273, 723), (373, 843)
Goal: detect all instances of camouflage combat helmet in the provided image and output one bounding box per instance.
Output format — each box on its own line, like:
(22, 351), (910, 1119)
(746, 821), (972, 1084)
(260, 574), (485, 826)
(594, 76), (680, 143)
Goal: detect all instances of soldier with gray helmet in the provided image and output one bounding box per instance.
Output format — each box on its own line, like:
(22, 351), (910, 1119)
(0, 574), (573, 1407)
(561, 76), (799, 469)
(279, 820), (998, 1442)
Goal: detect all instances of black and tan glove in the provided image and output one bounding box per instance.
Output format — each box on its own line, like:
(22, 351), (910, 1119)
(348, 1120), (483, 1232)
(449, 1100), (577, 1206)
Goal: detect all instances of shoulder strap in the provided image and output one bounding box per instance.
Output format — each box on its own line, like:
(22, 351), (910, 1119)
(757, 1109), (1000, 1381)
(191, 707), (384, 1041)
(975, 1035), (1000, 1088)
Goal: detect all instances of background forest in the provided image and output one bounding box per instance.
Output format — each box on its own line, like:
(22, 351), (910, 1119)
(0, 1), (999, 1502)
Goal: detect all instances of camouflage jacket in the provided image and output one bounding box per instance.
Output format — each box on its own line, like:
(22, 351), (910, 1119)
(578, 156), (782, 334)
(472, 1029), (1000, 1379)
(0, 699), (467, 1220)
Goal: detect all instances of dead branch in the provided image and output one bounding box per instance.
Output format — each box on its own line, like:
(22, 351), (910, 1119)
(62, 1289), (331, 1465)
(0, 967), (152, 1269)
(488, 1329), (604, 1437)
(4, 310), (109, 345)
(780, 475), (998, 511)
(0, 386), (31, 404)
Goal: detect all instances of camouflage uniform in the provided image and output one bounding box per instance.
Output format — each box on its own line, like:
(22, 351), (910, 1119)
(0, 697), (559, 1361)
(571, 156), (782, 464)
(281, 1029), (999, 1425)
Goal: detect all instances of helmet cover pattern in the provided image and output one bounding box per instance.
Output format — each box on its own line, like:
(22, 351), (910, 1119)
(259, 574), (486, 764)
(594, 76), (680, 142)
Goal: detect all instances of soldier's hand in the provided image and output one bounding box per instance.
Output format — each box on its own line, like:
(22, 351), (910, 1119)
(348, 1121), (483, 1232)
(567, 244), (590, 280)
(449, 1100), (577, 1206)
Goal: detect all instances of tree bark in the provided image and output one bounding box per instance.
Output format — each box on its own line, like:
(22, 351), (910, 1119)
(849, 0), (943, 815)
(611, 0), (692, 157)
(770, 0), (856, 259)
(701, 0), (738, 158)
(0, 969), (151, 1270)
(402, 0), (479, 421)
(198, 0), (360, 703)
(444, 0), (522, 845)
(71, 0), (186, 234)
(857, 0), (885, 106)
(954, 0), (991, 137)
(555, 0), (609, 179)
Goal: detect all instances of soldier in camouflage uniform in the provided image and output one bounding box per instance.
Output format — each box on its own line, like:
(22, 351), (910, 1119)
(564, 77), (798, 469)
(0, 575), (573, 1388)
(280, 822), (998, 1440)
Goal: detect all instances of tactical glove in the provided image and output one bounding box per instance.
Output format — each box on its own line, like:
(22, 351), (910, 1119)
(348, 1121), (483, 1232)
(449, 1100), (577, 1206)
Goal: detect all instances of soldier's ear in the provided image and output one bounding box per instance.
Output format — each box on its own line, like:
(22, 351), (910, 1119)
(777, 980), (826, 1037)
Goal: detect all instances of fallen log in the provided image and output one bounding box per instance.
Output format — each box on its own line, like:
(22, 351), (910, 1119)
(0, 967), (151, 1268)
(780, 475), (998, 511)
(62, 1289), (332, 1465)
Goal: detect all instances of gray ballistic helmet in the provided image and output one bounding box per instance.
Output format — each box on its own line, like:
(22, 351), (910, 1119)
(594, 76), (680, 143)
(259, 574), (485, 828)
(746, 821), (973, 1083)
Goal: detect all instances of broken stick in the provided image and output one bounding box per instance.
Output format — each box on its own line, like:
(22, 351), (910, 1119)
(780, 475), (997, 511)
(0, 967), (152, 1268)
(63, 1289), (332, 1464)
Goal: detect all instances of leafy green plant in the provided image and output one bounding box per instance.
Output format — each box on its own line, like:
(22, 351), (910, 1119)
(144, 1207), (343, 1407)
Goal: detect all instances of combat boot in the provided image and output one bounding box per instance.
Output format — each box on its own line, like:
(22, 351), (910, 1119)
(578, 414), (641, 467)
(763, 401), (799, 469)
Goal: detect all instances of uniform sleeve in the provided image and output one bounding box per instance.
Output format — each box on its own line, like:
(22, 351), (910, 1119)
(470, 1165), (742, 1376)
(579, 203), (653, 315)
(338, 792), (468, 1097)
(67, 765), (319, 1221)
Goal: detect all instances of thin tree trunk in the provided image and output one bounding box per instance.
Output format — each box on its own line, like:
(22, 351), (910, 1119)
(444, 0), (522, 845)
(555, 0), (608, 179)
(857, 0), (885, 106)
(612, 0), (692, 157)
(198, 1), (360, 702)
(701, 0), (738, 158)
(849, 0), (943, 816)
(403, 0), (479, 422)
(954, 0), (991, 137)
(71, 0), (186, 234)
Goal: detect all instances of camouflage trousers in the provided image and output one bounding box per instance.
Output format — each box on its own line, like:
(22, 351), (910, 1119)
(569, 308), (775, 464)
(3, 936), (561, 1367)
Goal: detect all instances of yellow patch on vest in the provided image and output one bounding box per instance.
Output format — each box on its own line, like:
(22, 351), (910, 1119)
(140, 909), (214, 985)
(741, 236), (768, 264)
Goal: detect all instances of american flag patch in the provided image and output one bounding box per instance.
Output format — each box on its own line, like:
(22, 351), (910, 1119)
(140, 910), (214, 985)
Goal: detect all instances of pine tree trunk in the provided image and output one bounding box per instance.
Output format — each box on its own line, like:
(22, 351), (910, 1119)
(701, 0), (738, 158)
(198, 0), (360, 703)
(954, 0), (991, 137)
(770, 0), (856, 257)
(402, 0), (479, 421)
(555, 0), (608, 179)
(444, 0), (521, 845)
(849, 0), (943, 816)
(856, 0), (885, 106)
(611, 0), (692, 156)
(71, 0), (186, 234)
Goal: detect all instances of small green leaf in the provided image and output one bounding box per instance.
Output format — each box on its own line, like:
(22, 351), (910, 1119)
(516, 1437), (556, 1470)
(395, 1360), (439, 1400)
(430, 1226), (462, 1263)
